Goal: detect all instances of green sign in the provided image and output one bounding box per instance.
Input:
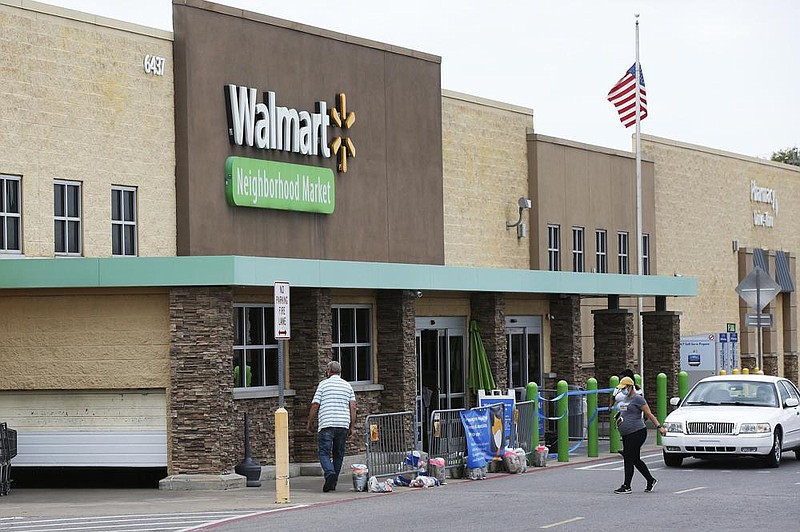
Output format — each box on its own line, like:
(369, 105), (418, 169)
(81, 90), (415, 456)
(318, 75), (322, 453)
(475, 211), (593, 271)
(727, 323), (736, 333)
(225, 156), (335, 214)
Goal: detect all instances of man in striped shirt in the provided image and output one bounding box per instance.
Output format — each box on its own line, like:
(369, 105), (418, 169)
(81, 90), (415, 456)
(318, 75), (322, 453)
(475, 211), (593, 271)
(306, 361), (357, 492)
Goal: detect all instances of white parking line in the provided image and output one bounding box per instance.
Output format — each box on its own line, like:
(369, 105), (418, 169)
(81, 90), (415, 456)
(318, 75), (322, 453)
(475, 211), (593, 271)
(674, 486), (707, 494)
(541, 517), (585, 529)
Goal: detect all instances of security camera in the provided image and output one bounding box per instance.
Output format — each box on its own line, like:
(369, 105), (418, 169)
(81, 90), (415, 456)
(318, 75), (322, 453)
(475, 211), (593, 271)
(415, 290), (423, 298)
(518, 197), (532, 209)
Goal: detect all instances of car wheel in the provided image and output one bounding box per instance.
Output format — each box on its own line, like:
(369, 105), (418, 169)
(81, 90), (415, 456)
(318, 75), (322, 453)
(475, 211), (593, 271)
(663, 450), (683, 467)
(764, 431), (782, 468)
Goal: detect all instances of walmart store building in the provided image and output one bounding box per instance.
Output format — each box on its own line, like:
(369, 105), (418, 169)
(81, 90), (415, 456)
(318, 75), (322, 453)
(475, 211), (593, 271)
(21, 0), (800, 484)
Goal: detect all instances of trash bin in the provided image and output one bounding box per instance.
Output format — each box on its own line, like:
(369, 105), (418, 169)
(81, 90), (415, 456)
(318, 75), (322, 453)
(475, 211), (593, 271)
(568, 385), (586, 440)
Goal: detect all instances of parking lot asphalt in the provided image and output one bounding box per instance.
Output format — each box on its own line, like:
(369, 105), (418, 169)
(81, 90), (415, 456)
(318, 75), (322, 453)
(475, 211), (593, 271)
(0, 439), (663, 519)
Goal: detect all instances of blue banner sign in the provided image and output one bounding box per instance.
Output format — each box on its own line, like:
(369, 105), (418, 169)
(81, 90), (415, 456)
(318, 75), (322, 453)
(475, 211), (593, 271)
(459, 405), (506, 468)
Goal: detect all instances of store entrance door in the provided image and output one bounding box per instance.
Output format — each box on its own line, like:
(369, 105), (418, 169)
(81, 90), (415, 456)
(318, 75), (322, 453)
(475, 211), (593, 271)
(506, 316), (543, 401)
(414, 317), (466, 452)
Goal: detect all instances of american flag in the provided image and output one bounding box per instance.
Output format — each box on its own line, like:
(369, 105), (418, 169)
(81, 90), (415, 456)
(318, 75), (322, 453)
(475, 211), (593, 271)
(607, 63), (647, 128)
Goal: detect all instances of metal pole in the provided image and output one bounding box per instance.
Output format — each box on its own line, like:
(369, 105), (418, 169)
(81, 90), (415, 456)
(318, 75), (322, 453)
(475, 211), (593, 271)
(634, 15), (645, 379)
(278, 340), (285, 408)
(756, 269), (762, 370)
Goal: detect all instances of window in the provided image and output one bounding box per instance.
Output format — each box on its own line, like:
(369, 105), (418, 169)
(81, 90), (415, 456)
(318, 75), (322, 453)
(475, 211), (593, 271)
(0, 174), (21, 253)
(54, 180), (81, 255)
(112, 186), (137, 256)
(595, 229), (607, 273)
(618, 231), (629, 274)
(332, 305), (372, 382)
(547, 224), (560, 271)
(233, 305), (278, 388)
(572, 227), (584, 272)
(642, 233), (650, 275)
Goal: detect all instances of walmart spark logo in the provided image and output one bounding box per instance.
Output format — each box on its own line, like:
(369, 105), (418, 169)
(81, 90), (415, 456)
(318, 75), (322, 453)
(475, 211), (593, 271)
(329, 93), (356, 173)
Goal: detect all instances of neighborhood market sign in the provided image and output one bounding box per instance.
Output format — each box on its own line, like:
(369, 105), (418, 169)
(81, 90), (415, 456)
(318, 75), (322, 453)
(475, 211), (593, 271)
(225, 156), (334, 214)
(224, 84), (355, 214)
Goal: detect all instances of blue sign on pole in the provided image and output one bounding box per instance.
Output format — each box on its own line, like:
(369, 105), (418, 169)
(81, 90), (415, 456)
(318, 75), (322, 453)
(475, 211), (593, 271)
(719, 333), (728, 343)
(730, 332), (738, 343)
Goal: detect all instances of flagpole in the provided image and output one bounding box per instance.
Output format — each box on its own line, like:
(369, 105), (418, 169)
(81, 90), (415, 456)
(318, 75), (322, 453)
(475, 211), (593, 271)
(634, 15), (644, 379)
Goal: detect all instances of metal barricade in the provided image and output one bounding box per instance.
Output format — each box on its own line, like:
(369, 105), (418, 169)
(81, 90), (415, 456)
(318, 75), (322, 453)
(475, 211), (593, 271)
(428, 408), (467, 475)
(514, 400), (536, 460)
(364, 411), (415, 479)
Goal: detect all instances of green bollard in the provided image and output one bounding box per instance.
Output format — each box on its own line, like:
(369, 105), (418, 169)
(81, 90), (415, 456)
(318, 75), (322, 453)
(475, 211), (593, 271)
(678, 371), (689, 401)
(557, 380), (569, 462)
(657, 373), (667, 446)
(609, 376), (620, 454)
(525, 382), (540, 450)
(587, 378), (598, 457)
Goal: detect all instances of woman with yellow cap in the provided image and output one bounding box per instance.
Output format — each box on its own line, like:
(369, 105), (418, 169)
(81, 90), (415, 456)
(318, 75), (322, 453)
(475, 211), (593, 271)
(613, 376), (667, 494)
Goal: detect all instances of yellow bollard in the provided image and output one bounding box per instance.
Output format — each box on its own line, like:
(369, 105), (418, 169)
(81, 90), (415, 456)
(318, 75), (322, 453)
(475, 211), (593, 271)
(743, 368), (750, 375)
(732, 368), (740, 375)
(275, 407), (290, 503)
(719, 370), (727, 375)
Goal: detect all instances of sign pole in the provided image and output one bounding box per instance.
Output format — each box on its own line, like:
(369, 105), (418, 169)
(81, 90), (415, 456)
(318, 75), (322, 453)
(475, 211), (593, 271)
(273, 281), (291, 503)
(756, 269), (762, 370)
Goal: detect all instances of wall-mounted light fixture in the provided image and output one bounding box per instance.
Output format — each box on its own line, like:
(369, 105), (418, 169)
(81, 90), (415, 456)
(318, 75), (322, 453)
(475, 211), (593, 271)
(506, 197), (533, 239)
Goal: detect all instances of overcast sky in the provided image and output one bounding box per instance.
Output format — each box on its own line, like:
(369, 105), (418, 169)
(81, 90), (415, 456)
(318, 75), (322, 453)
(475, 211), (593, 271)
(40, 0), (799, 159)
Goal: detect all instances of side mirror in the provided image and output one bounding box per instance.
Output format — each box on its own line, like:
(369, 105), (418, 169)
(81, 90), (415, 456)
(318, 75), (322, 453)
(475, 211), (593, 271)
(669, 397), (681, 407)
(784, 397), (799, 408)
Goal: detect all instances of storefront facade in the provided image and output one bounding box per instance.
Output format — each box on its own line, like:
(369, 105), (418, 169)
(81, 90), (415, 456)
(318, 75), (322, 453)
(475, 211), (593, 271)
(0, 0), (693, 482)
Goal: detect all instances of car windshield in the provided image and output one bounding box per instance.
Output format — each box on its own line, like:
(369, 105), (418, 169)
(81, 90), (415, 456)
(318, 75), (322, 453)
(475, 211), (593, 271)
(683, 380), (778, 407)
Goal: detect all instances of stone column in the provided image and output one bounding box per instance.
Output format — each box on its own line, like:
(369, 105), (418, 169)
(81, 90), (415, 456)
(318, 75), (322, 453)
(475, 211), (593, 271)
(642, 311), (680, 399)
(377, 290), (417, 446)
(785, 353), (799, 386)
(168, 286), (235, 475)
(290, 288), (331, 463)
(549, 294), (583, 387)
(593, 309), (634, 391)
(377, 290), (417, 414)
(762, 355), (779, 376)
(470, 292), (507, 390)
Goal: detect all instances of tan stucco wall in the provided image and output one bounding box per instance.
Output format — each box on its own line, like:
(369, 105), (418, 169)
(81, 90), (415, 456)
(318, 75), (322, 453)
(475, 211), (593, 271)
(442, 91), (532, 269)
(0, 1), (175, 257)
(645, 135), (800, 339)
(0, 290), (170, 390)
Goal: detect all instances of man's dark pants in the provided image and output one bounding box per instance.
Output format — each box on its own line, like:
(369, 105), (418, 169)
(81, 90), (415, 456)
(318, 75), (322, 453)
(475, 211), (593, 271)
(318, 427), (348, 490)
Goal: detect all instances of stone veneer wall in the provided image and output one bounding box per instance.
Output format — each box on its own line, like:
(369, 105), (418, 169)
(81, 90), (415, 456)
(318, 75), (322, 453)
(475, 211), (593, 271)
(593, 310), (634, 390)
(290, 288), (331, 464)
(376, 290), (417, 446)
(231, 398), (283, 466)
(470, 293), (507, 390)
(785, 354), (799, 386)
(549, 295), (583, 386)
(169, 287), (235, 474)
(762, 355), (779, 377)
(642, 311), (681, 400)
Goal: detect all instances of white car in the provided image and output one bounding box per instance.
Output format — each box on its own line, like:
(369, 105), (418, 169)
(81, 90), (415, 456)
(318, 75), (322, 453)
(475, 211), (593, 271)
(661, 375), (800, 467)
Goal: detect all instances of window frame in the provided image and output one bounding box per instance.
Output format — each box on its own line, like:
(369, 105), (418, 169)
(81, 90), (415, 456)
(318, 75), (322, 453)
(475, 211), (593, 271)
(572, 226), (584, 273)
(111, 185), (138, 257)
(617, 231), (629, 274)
(547, 224), (561, 272)
(232, 303), (280, 391)
(331, 304), (373, 384)
(0, 174), (22, 254)
(54, 179), (82, 256)
(641, 233), (650, 275)
(595, 229), (607, 273)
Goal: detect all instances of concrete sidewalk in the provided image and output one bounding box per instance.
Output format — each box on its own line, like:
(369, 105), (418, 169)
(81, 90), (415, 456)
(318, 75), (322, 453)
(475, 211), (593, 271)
(0, 439), (664, 518)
